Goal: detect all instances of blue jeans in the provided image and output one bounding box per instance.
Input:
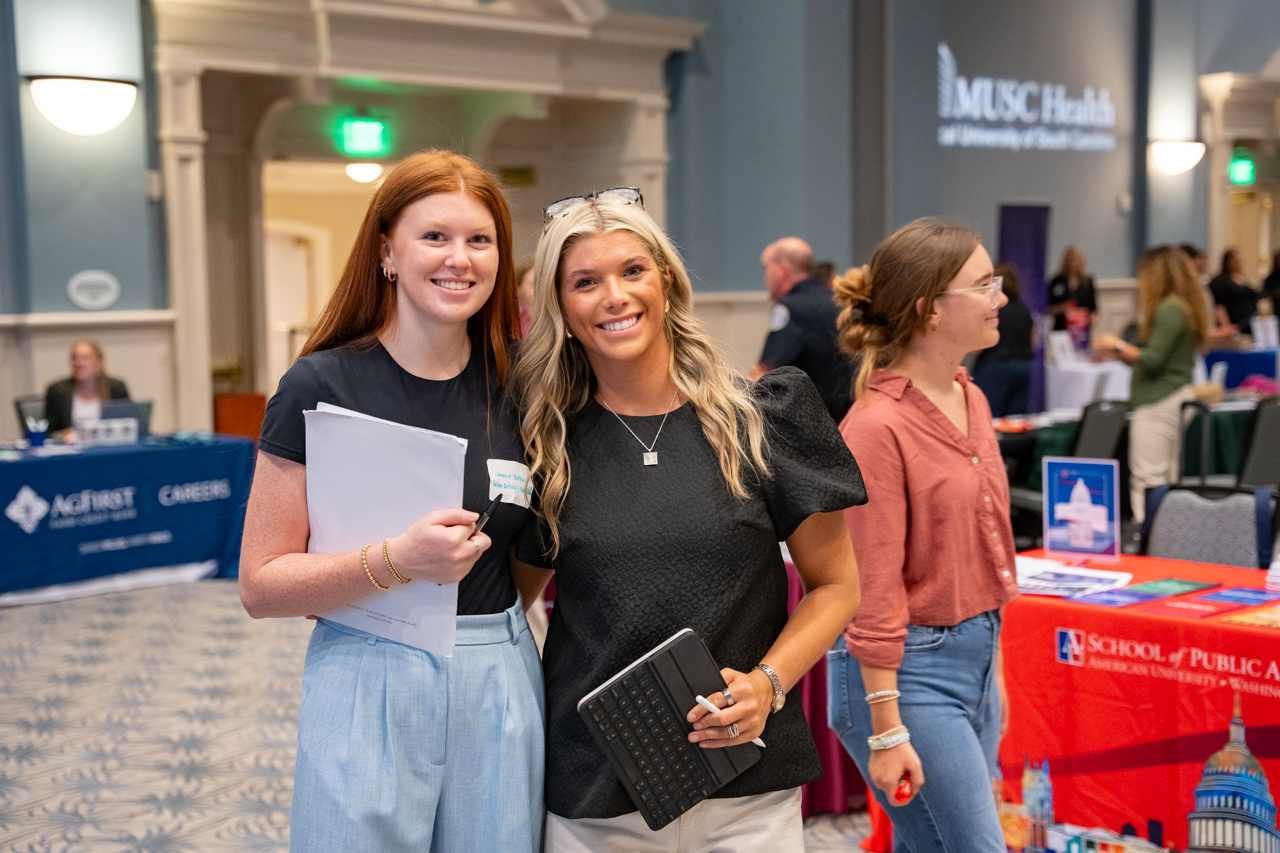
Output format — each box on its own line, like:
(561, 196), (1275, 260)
(827, 611), (1004, 853)
(290, 595), (546, 852)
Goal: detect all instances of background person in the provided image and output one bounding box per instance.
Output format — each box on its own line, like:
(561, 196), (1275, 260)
(1209, 247), (1259, 336)
(43, 340), (130, 437)
(1094, 246), (1209, 524)
(239, 151), (544, 853)
(517, 259), (536, 336)
(751, 237), (855, 420)
(1261, 250), (1280, 312)
(971, 262), (1033, 417)
(512, 191), (864, 853)
(1047, 246), (1096, 346)
(828, 219), (1018, 850)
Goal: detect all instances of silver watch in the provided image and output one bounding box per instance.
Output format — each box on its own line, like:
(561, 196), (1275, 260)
(753, 663), (785, 713)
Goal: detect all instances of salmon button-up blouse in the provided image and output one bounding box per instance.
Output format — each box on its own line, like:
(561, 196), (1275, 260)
(839, 368), (1019, 669)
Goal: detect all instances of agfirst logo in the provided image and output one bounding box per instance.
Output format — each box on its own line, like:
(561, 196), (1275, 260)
(4, 484), (137, 534)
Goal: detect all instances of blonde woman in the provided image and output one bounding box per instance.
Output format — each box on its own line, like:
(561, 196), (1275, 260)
(1095, 245), (1209, 522)
(829, 219), (1018, 849)
(511, 189), (864, 852)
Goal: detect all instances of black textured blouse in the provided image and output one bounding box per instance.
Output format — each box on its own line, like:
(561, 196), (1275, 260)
(515, 368), (867, 819)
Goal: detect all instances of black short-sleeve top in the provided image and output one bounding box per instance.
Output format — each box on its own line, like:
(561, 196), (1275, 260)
(515, 367), (867, 819)
(259, 340), (527, 616)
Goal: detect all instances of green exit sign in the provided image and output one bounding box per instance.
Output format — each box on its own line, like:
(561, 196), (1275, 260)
(339, 117), (389, 156)
(1229, 156), (1256, 185)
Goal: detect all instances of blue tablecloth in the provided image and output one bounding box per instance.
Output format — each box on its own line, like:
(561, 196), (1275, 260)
(1204, 349), (1278, 388)
(1, 437), (254, 594)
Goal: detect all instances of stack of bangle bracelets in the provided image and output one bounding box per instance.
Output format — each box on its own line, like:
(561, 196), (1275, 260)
(867, 725), (911, 751)
(865, 689), (900, 705)
(865, 690), (908, 750)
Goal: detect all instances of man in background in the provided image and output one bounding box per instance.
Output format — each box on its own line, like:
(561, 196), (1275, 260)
(750, 237), (854, 421)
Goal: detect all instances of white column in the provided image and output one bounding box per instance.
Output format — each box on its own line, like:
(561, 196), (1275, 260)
(617, 99), (670, 228)
(1201, 74), (1235, 267)
(157, 66), (213, 430)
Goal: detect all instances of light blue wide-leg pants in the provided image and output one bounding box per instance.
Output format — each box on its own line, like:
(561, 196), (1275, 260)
(289, 595), (545, 852)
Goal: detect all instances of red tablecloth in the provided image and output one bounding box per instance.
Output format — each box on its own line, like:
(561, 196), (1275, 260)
(1001, 552), (1280, 850)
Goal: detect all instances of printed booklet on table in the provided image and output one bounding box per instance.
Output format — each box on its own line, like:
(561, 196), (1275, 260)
(1042, 457), (1120, 560)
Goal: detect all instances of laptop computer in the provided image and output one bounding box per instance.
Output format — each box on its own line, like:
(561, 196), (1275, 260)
(99, 400), (153, 436)
(577, 628), (761, 831)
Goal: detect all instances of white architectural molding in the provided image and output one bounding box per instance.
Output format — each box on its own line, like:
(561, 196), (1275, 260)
(0, 310), (177, 329)
(1200, 73), (1280, 267)
(158, 68), (214, 430)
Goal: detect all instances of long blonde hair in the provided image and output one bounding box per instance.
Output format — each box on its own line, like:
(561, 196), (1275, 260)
(1137, 245), (1209, 346)
(513, 199), (769, 556)
(832, 218), (981, 399)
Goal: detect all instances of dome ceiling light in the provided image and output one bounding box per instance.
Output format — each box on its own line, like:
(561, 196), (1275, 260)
(344, 163), (384, 183)
(28, 77), (138, 136)
(1150, 140), (1206, 176)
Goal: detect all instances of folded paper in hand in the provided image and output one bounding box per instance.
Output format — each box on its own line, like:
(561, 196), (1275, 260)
(305, 403), (467, 656)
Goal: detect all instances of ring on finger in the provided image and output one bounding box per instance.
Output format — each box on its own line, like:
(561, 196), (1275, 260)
(472, 539), (481, 555)
(722, 687), (734, 707)
(726, 723), (740, 740)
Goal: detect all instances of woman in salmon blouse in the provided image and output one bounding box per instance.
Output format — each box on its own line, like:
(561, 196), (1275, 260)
(826, 219), (1019, 849)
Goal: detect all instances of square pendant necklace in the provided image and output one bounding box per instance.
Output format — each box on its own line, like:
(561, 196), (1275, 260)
(599, 388), (680, 466)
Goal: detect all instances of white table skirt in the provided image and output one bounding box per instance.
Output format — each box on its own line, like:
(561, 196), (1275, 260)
(1045, 361), (1131, 413)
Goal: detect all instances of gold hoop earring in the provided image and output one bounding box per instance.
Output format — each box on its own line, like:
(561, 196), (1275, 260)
(664, 300), (670, 314)
(382, 266), (397, 283)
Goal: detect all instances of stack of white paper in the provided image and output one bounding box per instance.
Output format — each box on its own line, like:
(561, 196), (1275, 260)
(305, 403), (468, 656)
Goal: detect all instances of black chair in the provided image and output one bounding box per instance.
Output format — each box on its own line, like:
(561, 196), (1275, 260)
(1180, 396), (1279, 491)
(1008, 400), (1128, 513)
(1238, 395), (1280, 490)
(13, 394), (44, 436)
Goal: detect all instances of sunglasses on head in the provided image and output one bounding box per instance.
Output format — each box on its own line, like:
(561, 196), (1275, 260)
(542, 188), (644, 228)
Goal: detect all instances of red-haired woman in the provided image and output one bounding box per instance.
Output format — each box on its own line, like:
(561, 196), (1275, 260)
(239, 151), (543, 852)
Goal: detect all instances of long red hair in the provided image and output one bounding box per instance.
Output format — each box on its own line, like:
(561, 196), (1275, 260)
(300, 150), (520, 382)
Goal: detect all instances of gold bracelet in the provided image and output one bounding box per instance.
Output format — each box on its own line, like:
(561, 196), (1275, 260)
(867, 694), (900, 705)
(382, 539), (411, 584)
(361, 543), (389, 591)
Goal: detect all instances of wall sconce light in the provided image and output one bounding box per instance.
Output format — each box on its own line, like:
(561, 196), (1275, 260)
(344, 163), (383, 183)
(1150, 140), (1206, 176)
(28, 77), (138, 136)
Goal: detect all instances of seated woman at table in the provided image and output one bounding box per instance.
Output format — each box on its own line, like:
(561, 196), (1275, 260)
(43, 340), (130, 438)
(511, 189), (864, 852)
(239, 151), (544, 852)
(828, 218), (1018, 850)
(1094, 245), (1209, 523)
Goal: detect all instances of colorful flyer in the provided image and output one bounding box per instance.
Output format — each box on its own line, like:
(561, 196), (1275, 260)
(1134, 598), (1245, 619)
(1199, 587), (1280, 605)
(1223, 605), (1280, 628)
(1125, 579), (1220, 596)
(1070, 588), (1162, 607)
(1042, 457), (1120, 560)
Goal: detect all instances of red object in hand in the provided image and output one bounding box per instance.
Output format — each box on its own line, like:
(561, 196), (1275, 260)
(895, 776), (912, 803)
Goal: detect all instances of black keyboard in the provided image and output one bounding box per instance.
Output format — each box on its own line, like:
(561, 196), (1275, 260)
(578, 629), (761, 831)
(583, 666), (718, 827)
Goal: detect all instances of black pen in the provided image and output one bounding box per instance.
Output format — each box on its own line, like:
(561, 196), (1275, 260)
(473, 495), (503, 534)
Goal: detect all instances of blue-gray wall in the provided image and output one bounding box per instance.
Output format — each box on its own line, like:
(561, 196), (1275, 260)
(0, 0), (25, 314)
(614, 0), (853, 291)
(892, 0), (1138, 278)
(7, 0), (163, 313)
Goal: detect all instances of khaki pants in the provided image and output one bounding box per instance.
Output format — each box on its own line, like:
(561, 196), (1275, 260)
(1129, 384), (1196, 524)
(544, 787), (803, 853)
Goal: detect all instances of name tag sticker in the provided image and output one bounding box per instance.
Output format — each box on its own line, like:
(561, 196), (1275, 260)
(487, 459), (531, 509)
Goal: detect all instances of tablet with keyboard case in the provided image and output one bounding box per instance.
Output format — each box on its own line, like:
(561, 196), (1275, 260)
(577, 628), (762, 831)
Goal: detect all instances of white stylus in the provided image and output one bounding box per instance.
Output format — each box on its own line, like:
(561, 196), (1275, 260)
(694, 695), (766, 748)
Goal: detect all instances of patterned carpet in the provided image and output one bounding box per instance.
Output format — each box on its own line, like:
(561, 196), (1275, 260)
(0, 580), (868, 852)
